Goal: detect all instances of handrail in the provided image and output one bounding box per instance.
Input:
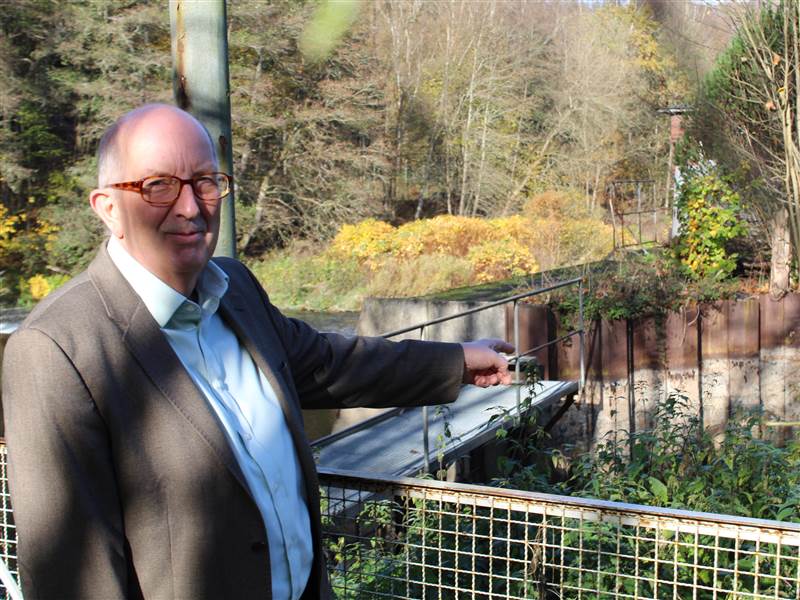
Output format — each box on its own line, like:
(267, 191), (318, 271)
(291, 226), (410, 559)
(339, 278), (586, 474)
(380, 277), (582, 338)
(318, 465), (800, 535)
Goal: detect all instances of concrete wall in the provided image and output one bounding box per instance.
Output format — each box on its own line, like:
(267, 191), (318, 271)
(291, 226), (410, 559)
(310, 297), (508, 441)
(357, 297), (506, 341)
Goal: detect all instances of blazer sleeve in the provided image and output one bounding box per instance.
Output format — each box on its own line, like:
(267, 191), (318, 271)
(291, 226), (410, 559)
(238, 264), (466, 410)
(2, 328), (133, 600)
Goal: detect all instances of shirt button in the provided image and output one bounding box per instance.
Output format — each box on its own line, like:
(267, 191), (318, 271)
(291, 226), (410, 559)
(251, 541), (267, 552)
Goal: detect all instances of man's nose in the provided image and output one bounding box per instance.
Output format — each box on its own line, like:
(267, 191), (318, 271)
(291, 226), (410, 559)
(172, 180), (202, 217)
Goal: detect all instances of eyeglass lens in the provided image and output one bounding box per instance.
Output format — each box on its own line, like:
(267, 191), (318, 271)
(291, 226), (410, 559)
(142, 174), (228, 204)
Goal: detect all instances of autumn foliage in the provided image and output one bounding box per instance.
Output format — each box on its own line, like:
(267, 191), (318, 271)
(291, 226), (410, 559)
(327, 195), (612, 288)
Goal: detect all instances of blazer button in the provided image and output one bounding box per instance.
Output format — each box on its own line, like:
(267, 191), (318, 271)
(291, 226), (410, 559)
(251, 541), (267, 552)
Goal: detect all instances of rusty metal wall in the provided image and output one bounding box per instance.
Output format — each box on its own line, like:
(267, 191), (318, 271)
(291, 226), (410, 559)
(508, 293), (800, 449)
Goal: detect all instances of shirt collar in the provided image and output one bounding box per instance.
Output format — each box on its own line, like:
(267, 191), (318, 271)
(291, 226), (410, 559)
(106, 236), (229, 328)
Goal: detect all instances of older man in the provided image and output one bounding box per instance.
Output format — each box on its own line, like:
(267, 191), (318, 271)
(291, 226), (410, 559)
(2, 104), (512, 600)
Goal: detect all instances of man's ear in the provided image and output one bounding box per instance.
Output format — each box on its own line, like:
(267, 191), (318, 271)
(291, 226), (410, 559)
(90, 188), (124, 238)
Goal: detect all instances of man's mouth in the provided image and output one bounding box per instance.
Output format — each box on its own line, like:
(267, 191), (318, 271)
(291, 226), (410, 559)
(165, 230), (205, 239)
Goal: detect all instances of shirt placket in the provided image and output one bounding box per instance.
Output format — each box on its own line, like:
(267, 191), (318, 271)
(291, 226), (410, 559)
(195, 311), (298, 596)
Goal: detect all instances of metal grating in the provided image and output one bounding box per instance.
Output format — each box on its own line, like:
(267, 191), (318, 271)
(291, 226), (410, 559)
(2, 444), (800, 598)
(319, 468), (800, 599)
(0, 444), (19, 599)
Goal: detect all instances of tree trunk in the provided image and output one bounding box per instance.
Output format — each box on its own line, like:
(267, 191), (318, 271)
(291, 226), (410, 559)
(239, 174), (270, 254)
(770, 206), (792, 299)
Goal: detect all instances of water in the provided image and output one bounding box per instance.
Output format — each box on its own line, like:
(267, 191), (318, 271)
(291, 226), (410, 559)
(0, 308), (360, 337)
(282, 310), (360, 336)
(0, 308), (28, 335)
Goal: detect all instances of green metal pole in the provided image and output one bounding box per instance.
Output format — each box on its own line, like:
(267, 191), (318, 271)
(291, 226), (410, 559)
(169, 0), (236, 258)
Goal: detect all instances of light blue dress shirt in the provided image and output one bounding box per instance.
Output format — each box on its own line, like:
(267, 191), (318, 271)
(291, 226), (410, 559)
(107, 237), (313, 600)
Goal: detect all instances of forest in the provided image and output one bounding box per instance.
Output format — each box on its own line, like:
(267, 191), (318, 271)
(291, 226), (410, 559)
(0, 0), (736, 310)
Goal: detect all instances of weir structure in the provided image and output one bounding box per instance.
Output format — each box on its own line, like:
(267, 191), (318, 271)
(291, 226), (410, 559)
(313, 278), (583, 478)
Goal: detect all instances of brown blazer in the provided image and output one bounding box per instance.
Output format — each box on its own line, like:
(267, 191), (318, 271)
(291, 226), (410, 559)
(2, 244), (464, 599)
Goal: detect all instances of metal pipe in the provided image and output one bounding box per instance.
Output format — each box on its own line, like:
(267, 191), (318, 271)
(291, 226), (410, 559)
(513, 300), (521, 410)
(420, 326), (429, 474)
(317, 466), (800, 533)
(637, 181), (643, 244)
(381, 278), (582, 339)
(578, 282), (586, 392)
(169, 0), (236, 258)
(515, 331), (580, 359)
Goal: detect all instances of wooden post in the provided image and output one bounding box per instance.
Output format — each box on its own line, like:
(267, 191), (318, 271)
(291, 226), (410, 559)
(169, 0), (236, 258)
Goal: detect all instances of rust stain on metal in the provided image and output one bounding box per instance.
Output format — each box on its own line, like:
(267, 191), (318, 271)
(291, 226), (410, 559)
(783, 293), (800, 348)
(600, 319), (628, 380)
(665, 307), (699, 371)
(631, 316), (661, 370)
(702, 301), (728, 360)
(760, 295), (784, 349)
(173, 1), (190, 110)
(506, 304), (553, 379)
(728, 298), (759, 357)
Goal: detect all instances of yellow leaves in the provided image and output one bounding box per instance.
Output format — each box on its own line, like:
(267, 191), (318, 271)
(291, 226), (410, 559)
(468, 239), (537, 283)
(20, 272), (70, 303)
(329, 219), (398, 268)
(328, 197), (611, 286)
(0, 204), (19, 239)
(395, 216), (495, 259)
(0, 205), (59, 273)
(773, 52), (782, 66)
(27, 275), (51, 300)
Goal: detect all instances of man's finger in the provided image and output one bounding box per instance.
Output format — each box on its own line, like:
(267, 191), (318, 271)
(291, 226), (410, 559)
(490, 340), (515, 354)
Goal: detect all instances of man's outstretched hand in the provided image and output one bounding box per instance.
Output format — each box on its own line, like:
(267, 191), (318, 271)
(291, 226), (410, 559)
(460, 339), (515, 387)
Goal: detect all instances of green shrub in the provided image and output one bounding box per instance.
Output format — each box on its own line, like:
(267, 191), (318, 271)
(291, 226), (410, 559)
(365, 255), (473, 298)
(248, 250), (368, 312)
(674, 170), (747, 281)
(499, 388), (800, 522)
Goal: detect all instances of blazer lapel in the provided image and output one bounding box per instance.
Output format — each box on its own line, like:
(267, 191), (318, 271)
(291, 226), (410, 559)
(88, 245), (251, 498)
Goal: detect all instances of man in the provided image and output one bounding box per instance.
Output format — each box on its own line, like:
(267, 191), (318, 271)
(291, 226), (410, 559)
(2, 104), (512, 599)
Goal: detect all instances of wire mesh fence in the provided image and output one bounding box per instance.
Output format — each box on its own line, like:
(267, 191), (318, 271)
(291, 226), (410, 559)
(0, 445), (18, 599)
(2, 443), (800, 598)
(319, 468), (800, 599)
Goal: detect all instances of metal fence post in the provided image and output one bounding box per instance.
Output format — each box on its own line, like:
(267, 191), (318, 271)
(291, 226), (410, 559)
(578, 281), (586, 394)
(169, 0), (236, 258)
(513, 299), (521, 412)
(420, 325), (429, 474)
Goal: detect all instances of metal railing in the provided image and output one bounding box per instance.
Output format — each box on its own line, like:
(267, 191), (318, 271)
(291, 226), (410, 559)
(319, 467), (800, 599)
(3, 445), (800, 598)
(0, 446), (19, 600)
(378, 278), (584, 474)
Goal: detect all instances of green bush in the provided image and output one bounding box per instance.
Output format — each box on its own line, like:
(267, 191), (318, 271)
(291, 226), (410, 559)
(674, 169), (747, 281)
(500, 389), (800, 522)
(365, 255), (473, 298)
(248, 250), (367, 312)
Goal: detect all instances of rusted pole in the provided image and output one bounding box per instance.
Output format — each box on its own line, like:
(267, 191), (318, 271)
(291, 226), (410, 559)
(169, 0), (236, 258)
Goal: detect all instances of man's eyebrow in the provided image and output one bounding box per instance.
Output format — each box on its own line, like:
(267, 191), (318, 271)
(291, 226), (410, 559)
(135, 165), (218, 177)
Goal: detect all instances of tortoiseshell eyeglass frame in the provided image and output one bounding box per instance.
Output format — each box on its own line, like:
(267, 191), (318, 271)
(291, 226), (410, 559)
(108, 173), (233, 207)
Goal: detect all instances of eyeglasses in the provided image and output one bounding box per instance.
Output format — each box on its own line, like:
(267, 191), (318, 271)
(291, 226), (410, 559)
(108, 173), (233, 207)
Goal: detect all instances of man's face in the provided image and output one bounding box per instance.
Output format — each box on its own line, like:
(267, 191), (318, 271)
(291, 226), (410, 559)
(98, 108), (221, 294)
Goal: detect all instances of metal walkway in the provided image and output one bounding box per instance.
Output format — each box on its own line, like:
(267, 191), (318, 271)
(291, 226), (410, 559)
(314, 380), (578, 476)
